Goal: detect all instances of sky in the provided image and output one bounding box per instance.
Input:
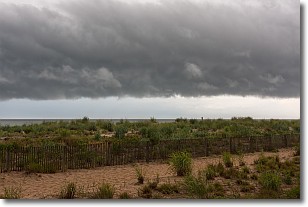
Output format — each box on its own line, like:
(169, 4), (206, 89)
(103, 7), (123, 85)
(0, 0), (300, 119)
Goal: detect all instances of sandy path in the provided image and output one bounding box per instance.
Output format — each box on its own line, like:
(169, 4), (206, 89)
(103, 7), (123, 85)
(0, 148), (295, 199)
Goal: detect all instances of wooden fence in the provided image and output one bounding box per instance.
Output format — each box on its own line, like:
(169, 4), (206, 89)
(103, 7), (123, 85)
(0, 134), (300, 173)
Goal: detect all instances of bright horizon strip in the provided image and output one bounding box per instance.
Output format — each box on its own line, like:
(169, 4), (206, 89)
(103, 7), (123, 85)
(0, 95), (300, 119)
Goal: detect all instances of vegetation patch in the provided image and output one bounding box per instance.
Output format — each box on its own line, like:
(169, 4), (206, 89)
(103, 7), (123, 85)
(90, 183), (115, 199)
(119, 192), (132, 199)
(259, 171), (281, 192)
(1, 187), (22, 199)
(134, 165), (145, 184)
(157, 183), (179, 195)
(59, 182), (77, 199)
(169, 151), (192, 176)
(222, 152), (233, 168)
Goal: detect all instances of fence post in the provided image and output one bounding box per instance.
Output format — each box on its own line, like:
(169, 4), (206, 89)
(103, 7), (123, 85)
(146, 141), (150, 163)
(5, 147), (10, 172)
(249, 136), (253, 153)
(229, 137), (233, 153)
(268, 135), (273, 151)
(204, 138), (209, 157)
(284, 134), (288, 148)
(62, 145), (66, 172)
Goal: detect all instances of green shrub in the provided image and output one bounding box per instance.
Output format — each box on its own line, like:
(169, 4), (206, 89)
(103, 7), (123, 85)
(285, 186), (300, 199)
(204, 165), (216, 180)
(240, 184), (254, 193)
(250, 174), (258, 180)
(148, 181), (158, 190)
(211, 182), (225, 197)
(183, 172), (210, 199)
(239, 172), (249, 180)
(2, 187), (21, 199)
(135, 166), (145, 184)
(94, 133), (102, 141)
(222, 152), (233, 168)
(147, 127), (160, 145)
(147, 173), (160, 189)
(236, 179), (250, 185)
(115, 126), (127, 139)
(215, 162), (225, 176)
(91, 183), (115, 199)
(242, 166), (250, 174)
(157, 183), (179, 194)
(238, 153), (245, 166)
(58, 129), (71, 138)
(283, 173), (292, 185)
(294, 144), (300, 156)
(259, 172), (281, 191)
(255, 155), (280, 173)
(257, 189), (280, 199)
(119, 192), (132, 199)
(169, 151), (192, 176)
(59, 182), (77, 199)
(138, 185), (152, 198)
(222, 167), (237, 179)
(26, 162), (43, 173)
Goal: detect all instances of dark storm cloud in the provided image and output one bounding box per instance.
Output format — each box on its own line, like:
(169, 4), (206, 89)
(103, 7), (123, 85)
(0, 0), (300, 100)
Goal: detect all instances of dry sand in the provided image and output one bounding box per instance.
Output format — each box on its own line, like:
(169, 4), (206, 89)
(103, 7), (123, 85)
(0, 148), (295, 199)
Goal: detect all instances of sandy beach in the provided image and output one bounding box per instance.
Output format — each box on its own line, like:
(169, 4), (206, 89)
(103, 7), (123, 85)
(0, 148), (295, 199)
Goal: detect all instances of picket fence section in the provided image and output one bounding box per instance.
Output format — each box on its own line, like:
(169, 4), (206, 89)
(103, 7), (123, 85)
(0, 134), (300, 173)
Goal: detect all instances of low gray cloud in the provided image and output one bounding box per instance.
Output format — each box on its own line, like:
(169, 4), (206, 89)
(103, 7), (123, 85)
(0, 0), (300, 100)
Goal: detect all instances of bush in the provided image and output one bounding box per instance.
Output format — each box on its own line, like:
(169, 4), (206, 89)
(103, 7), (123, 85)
(183, 173), (210, 199)
(294, 144), (300, 156)
(283, 173), (292, 185)
(242, 166), (250, 174)
(26, 162), (43, 173)
(94, 133), (102, 141)
(135, 166), (145, 184)
(238, 153), (245, 166)
(250, 174), (258, 180)
(259, 172), (281, 191)
(240, 185), (254, 193)
(255, 155), (280, 173)
(211, 182), (225, 197)
(215, 162), (225, 176)
(115, 126), (127, 139)
(59, 182), (77, 199)
(285, 186), (300, 199)
(148, 181), (158, 190)
(169, 151), (192, 176)
(157, 183), (179, 194)
(82, 116), (89, 123)
(2, 187), (21, 199)
(91, 183), (115, 199)
(204, 165), (216, 180)
(222, 167), (237, 179)
(119, 192), (132, 199)
(138, 185), (152, 198)
(222, 152), (233, 168)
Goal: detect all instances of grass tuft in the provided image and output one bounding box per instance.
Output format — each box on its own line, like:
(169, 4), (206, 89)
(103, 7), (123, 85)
(59, 182), (77, 199)
(169, 151), (192, 176)
(222, 152), (233, 168)
(259, 171), (281, 192)
(90, 183), (115, 199)
(134, 165), (145, 184)
(2, 186), (22, 199)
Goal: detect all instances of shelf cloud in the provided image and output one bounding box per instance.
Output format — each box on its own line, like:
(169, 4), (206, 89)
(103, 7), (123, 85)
(0, 0), (300, 100)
